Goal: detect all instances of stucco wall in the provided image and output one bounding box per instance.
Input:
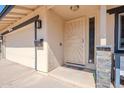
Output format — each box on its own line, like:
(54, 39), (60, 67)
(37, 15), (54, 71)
(46, 7), (100, 70)
(106, 14), (115, 51)
(46, 9), (64, 71)
(3, 7), (49, 72)
(2, 7), (65, 72)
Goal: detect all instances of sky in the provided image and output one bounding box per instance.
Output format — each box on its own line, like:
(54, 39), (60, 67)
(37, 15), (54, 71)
(0, 5), (6, 14)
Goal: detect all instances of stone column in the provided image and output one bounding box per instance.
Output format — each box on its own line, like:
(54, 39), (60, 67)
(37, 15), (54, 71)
(96, 46), (112, 88)
(96, 6), (112, 88)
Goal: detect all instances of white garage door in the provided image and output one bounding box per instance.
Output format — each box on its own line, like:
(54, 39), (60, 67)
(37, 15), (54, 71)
(64, 17), (86, 65)
(5, 23), (35, 68)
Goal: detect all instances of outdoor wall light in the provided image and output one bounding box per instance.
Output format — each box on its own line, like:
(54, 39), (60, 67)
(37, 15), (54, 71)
(35, 20), (42, 29)
(70, 5), (80, 11)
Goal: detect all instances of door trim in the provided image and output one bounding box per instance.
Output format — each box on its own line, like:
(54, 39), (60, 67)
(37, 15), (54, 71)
(86, 14), (97, 70)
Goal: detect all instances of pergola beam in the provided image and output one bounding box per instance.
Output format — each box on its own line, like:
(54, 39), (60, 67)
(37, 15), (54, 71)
(0, 20), (15, 24)
(4, 16), (21, 19)
(1, 19), (17, 21)
(14, 6), (34, 11)
(0, 23), (10, 24)
(8, 12), (27, 16)
(107, 5), (124, 14)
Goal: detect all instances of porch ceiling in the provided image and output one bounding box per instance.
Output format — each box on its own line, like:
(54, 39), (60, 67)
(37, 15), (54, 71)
(51, 5), (100, 20)
(0, 5), (40, 32)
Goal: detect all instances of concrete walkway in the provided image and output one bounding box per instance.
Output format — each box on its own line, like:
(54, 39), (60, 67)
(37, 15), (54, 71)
(0, 59), (77, 88)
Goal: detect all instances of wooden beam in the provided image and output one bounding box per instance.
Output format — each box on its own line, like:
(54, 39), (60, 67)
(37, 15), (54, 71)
(0, 23), (11, 25)
(0, 26), (9, 31)
(14, 6), (34, 11)
(8, 12), (27, 16)
(1, 19), (16, 21)
(46, 5), (55, 9)
(1, 15), (39, 35)
(0, 21), (14, 24)
(107, 5), (124, 14)
(4, 16), (21, 19)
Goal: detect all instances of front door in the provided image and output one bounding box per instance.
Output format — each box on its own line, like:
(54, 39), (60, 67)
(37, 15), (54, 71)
(64, 17), (86, 65)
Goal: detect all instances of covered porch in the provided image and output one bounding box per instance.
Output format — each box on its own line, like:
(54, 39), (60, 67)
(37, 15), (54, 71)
(0, 5), (124, 88)
(46, 5), (124, 88)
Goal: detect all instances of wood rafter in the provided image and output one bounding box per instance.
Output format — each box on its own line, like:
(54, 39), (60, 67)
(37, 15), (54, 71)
(1, 19), (17, 21)
(0, 20), (15, 24)
(4, 16), (21, 19)
(14, 6), (34, 11)
(0, 6), (40, 32)
(8, 12), (27, 16)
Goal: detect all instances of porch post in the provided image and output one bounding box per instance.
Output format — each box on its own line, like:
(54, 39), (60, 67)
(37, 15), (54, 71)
(100, 5), (107, 46)
(96, 5), (112, 88)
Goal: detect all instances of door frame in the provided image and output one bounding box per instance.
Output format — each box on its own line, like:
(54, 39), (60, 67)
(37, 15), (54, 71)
(86, 14), (98, 70)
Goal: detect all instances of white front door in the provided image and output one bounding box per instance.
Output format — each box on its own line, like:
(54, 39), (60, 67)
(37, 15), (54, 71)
(64, 17), (86, 65)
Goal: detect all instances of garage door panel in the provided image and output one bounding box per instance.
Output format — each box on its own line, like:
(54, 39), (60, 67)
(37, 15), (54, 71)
(5, 23), (35, 68)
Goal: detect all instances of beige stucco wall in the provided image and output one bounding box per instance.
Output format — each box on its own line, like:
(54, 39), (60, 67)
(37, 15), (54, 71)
(3, 6), (49, 72)
(1, 6), (66, 72)
(106, 14), (115, 51)
(45, 6), (100, 70)
(46, 9), (64, 71)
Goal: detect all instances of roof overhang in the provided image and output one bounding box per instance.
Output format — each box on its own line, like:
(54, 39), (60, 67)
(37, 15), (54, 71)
(0, 5), (40, 32)
(0, 5), (14, 19)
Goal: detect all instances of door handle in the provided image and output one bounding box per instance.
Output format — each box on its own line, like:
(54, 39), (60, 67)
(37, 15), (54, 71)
(82, 39), (84, 47)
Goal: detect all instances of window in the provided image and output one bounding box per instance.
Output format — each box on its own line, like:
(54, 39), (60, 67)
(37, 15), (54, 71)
(88, 17), (95, 63)
(118, 14), (124, 50)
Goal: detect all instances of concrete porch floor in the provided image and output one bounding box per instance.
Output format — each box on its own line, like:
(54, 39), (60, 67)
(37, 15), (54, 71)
(49, 66), (96, 88)
(0, 59), (77, 88)
(0, 59), (96, 88)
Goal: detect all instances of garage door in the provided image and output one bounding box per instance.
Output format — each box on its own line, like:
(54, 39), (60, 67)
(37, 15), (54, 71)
(5, 23), (35, 68)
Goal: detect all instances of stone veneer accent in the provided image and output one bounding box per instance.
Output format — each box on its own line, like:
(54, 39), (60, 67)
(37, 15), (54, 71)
(96, 46), (112, 88)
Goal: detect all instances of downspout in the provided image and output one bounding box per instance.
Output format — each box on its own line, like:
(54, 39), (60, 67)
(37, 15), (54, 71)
(34, 21), (38, 70)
